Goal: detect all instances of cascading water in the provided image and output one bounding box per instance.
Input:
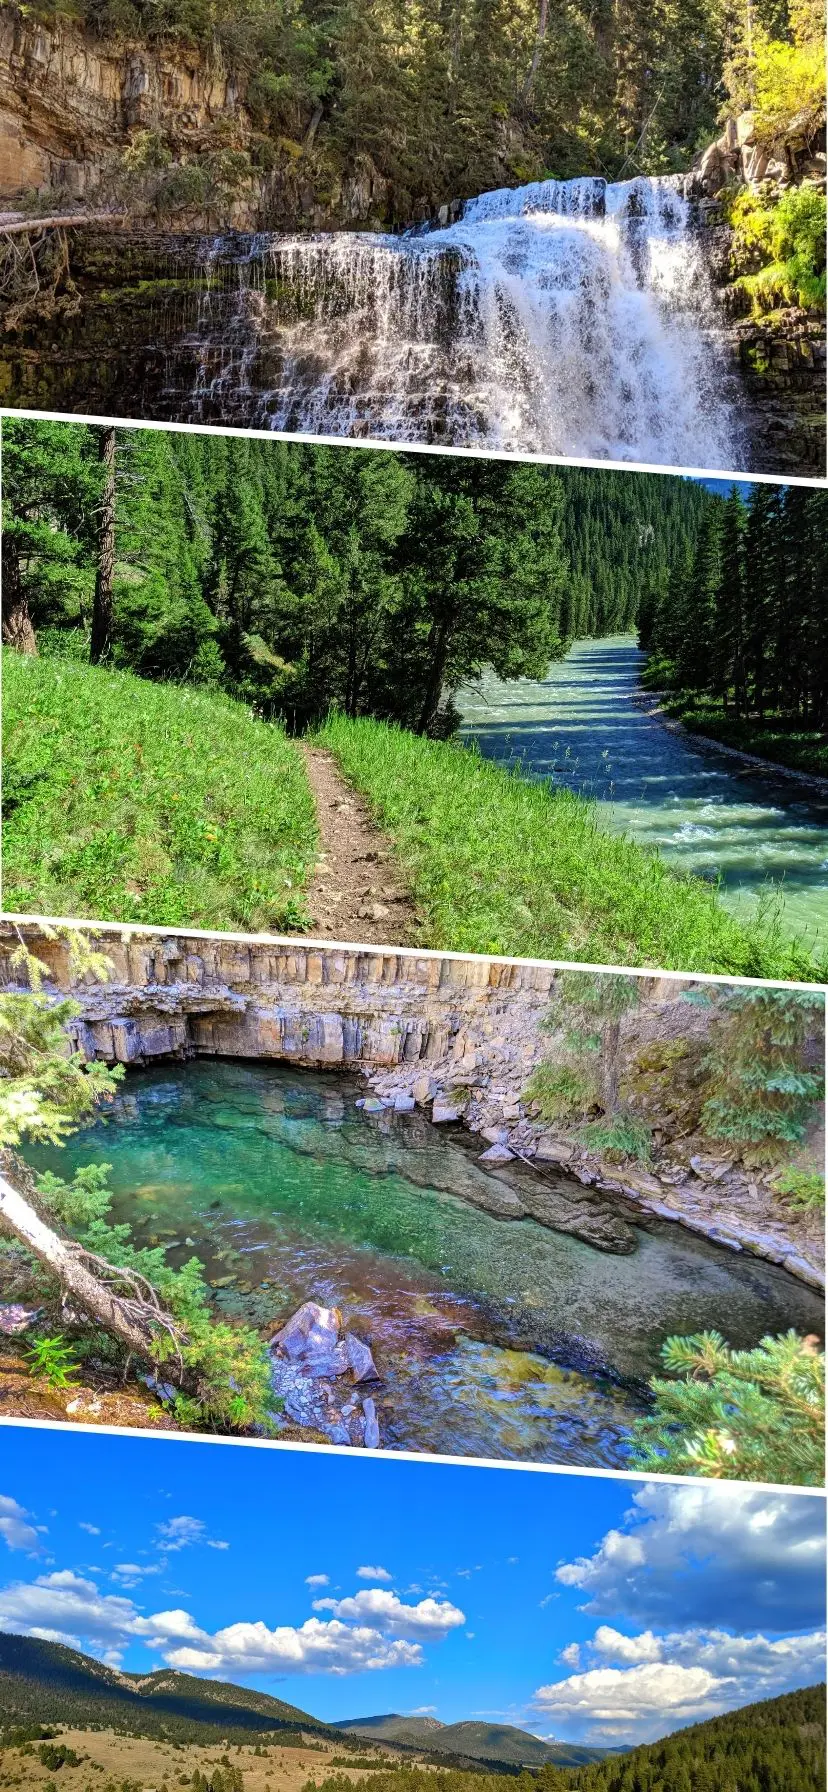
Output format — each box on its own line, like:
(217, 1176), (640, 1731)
(183, 173), (741, 465)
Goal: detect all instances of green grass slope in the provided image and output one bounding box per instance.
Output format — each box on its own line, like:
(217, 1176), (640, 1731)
(318, 715), (825, 981)
(2, 653), (318, 932)
(0, 1633), (328, 1743)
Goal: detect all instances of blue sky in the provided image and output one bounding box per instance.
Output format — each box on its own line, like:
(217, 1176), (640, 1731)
(0, 1427), (823, 1750)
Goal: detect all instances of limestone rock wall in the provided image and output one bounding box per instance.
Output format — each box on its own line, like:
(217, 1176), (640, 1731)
(0, 10), (243, 204)
(0, 923), (557, 1080)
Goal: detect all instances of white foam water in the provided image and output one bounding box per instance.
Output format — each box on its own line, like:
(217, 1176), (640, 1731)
(187, 173), (741, 466)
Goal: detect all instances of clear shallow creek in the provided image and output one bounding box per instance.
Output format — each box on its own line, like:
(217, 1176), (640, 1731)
(26, 1060), (823, 1469)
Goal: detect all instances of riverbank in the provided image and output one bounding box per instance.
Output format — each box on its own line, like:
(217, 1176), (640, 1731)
(6, 652), (821, 980)
(643, 690), (828, 786)
(455, 637), (828, 961)
(317, 713), (825, 981)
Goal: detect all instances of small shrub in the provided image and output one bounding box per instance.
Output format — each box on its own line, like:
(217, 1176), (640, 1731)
(524, 1060), (596, 1120)
(579, 1112), (652, 1162)
(631, 1329), (825, 1485)
(772, 1166), (826, 1211)
(26, 1335), (81, 1392)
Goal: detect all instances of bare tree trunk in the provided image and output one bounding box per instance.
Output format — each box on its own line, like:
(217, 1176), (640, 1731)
(522, 0), (549, 102)
(90, 425), (116, 665)
(1, 535), (37, 654)
(0, 1170), (185, 1367)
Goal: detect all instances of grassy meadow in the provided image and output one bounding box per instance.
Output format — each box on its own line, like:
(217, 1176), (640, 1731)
(2, 653), (318, 931)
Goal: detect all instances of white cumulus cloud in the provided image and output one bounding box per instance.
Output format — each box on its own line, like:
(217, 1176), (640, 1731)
(555, 1483), (825, 1629)
(134, 1614), (423, 1676)
(0, 1498), (41, 1554)
(312, 1589), (465, 1638)
(536, 1626), (827, 1746)
(356, 1566), (393, 1583)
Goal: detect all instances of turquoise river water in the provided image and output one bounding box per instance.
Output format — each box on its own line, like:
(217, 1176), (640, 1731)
(28, 1059), (824, 1469)
(458, 636), (828, 950)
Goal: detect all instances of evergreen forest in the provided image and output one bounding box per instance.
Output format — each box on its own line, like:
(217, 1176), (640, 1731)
(639, 481), (828, 772)
(3, 420), (825, 774)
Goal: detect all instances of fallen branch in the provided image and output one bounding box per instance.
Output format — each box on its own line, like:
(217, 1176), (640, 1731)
(0, 213), (126, 237)
(0, 1170), (187, 1370)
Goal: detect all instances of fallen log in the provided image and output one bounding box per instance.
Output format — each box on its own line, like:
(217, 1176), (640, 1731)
(0, 1170), (186, 1368)
(0, 213), (125, 237)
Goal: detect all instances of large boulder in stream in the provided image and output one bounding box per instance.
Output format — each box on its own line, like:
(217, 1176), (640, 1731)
(269, 1301), (382, 1447)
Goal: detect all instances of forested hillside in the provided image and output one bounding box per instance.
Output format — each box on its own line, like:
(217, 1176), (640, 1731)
(0, 1633), (329, 1743)
(19, 0), (811, 206)
(556, 1682), (826, 1792)
(640, 482), (828, 773)
(313, 1689), (826, 1792)
(1, 420), (707, 735)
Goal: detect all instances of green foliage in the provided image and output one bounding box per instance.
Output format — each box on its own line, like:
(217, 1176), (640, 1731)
(750, 5), (826, 149)
(26, 1335), (82, 1391)
(317, 714), (824, 979)
(699, 986), (824, 1161)
(38, 1743), (83, 1769)
(729, 186), (827, 315)
(578, 1113), (652, 1161)
(0, 978), (123, 1150)
(631, 1328), (825, 1485)
(772, 1165), (826, 1209)
(524, 1061), (597, 1121)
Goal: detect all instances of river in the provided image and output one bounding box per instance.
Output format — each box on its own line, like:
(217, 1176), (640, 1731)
(458, 636), (828, 951)
(25, 1059), (823, 1470)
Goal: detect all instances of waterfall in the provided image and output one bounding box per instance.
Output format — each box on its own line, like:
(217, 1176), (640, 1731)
(184, 173), (740, 467)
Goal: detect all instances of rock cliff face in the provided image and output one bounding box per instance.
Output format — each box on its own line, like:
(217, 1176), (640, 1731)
(0, 11), (236, 202)
(0, 10), (390, 230)
(687, 109), (827, 475)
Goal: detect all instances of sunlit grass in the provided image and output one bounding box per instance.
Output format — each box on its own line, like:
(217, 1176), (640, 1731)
(318, 713), (824, 980)
(2, 652), (318, 931)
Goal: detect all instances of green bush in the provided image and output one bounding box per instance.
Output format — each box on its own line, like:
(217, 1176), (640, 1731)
(632, 1329), (825, 1484)
(730, 187), (826, 315)
(579, 1113), (652, 1162)
(699, 987), (824, 1162)
(772, 1165), (826, 1211)
(36, 1163), (278, 1432)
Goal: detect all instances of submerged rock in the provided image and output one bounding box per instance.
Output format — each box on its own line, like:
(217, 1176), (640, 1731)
(269, 1300), (382, 1447)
